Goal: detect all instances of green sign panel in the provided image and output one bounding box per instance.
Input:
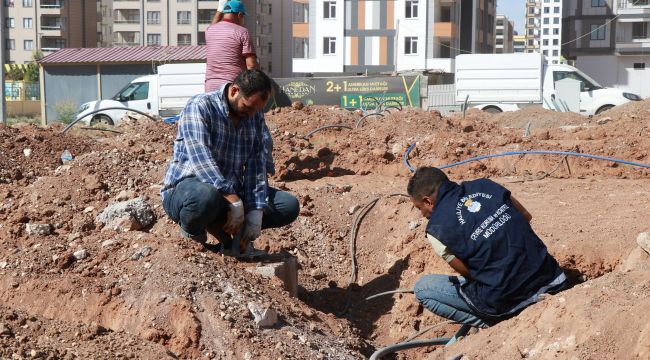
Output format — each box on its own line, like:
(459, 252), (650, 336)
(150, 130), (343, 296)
(270, 75), (421, 109)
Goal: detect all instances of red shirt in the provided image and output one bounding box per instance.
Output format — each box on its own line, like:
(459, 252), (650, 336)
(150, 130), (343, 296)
(204, 19), (256, 92)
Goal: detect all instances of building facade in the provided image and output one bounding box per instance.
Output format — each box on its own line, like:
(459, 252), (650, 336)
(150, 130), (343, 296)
(495, 14), (514, 53)
(525, 0), (540, 53)
(5, 0), (97, 64)
(540, 0), (563, 63)
(292, 0), (496, 75)
(564, 0), (650, 97)
(513, 34), (526, 52)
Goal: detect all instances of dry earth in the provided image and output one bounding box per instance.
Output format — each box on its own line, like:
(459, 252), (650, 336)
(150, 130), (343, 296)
(0, 99), (649, 359)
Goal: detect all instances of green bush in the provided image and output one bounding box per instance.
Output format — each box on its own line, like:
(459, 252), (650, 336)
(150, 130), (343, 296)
(52, 100), (77, 124)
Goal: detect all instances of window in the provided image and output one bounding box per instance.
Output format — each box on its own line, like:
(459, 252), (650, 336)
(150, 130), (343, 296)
(267, 42), (272, 54)
(543, 28), (549, 35)
(22, 0), (31, 7)
(543, 18), (549, 24)
(553, 28), (559, 35)
(528, 28), (534, 36)
(528, 39), (534, 46)
(198, 31), (206, 45)
(6, 17), (14, 28)
(177, 11), (191, 25)
(553, 71), (599, 91)
(544, 7), (549, 13)
(147, 33), (161, 46)
(147, 11), (160, 25)
(177, 0), (190, 2)
(440, 41), (451, 58)
(116, 82), (149, 101)
(267, 61), (272, 73)
(323, 36), (336, 54)
(543, 50), (548, 55)
(6, 39), (14, 50)
(405, 36), (418, 54)
(554, 6), (560, 13)
(22, 17), (31, 28)
(543, 39), (549, 46)
(529, 18), (536, 25)
(23, 39), (32, 50)
(323, 1), (336, 19)
(634, 63), (645, 69)
(633, 22), (648, 39)
(554, 17), (560, 24)
(177, 33), (191, 45)
(591, 0), (606, 6)
(406, 0), (419, 18)
(293, 2), (308, 23)
(553, 50), (559, 56)
(553, 39), (559, 45)
(293, 37), (308, 58)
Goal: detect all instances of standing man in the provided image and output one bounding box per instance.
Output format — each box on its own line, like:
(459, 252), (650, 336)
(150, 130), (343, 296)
(204, 0), (259, 93)
(407, 167), (568, 328)
(161, 69), (299, 254)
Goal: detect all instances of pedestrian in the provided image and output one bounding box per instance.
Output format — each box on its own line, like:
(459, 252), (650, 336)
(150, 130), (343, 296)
(204, 0), (259, 93)
(204, 0), (275, 177)
(161, 69), (299, 255)
(407, 167), (569, 328)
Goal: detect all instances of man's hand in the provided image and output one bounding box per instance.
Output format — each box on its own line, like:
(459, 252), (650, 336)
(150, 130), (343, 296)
(223, 195), (244, 235)
(241, 210), (263, 243)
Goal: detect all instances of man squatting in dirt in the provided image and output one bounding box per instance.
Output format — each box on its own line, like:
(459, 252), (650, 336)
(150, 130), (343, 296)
(408, 167), (569, 328)
(160, 69), (299, 254)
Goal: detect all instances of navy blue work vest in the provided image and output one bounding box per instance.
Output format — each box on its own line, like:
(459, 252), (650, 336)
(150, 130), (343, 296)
(426, 179), (565, 317)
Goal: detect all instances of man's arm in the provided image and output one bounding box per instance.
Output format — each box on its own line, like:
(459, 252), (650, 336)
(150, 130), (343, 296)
(245, 55), (260, 70)
(178, 99), (237, 196)
(510, 196), (532, 223)
(241, 114), (268, 211)
(426, 233), (471, 278)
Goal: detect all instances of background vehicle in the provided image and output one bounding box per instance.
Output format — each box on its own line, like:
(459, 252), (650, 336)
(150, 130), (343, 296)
(454, 53), (642, 116)
(76, 63), (206, 125)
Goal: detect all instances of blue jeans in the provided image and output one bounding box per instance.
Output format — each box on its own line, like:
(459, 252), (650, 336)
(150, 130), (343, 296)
(414, 274), (489, 328)
(162, 177), (299, 242)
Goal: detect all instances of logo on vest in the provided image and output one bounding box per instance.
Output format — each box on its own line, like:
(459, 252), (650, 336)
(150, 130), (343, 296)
(455, 192), (493, 225)
(464, 199), (482, 213)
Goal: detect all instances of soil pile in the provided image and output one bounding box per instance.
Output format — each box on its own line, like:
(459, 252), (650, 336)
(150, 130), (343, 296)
(0, 99), (648, 359)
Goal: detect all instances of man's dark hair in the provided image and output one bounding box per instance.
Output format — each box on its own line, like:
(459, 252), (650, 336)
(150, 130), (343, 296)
(407, 167), (449, 199)
(233, 69), (272, 98)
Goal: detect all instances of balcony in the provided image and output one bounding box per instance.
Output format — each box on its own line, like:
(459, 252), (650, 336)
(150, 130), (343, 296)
(41, 37), (65, 52)
(618, 0), (650, 16)
(293, 23), (308, 37)
(40, 0), (63, 8)
(434, 22), (456, 38)
(198, 9), (216, 24)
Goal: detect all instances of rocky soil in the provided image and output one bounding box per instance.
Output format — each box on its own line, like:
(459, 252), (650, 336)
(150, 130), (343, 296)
(0, 98), (649, 359)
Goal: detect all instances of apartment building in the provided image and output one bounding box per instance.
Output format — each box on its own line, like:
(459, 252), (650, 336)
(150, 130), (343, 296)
(107, 0), (292, 77)
(4, 0), (97, 64)
(292, 0), (496, 75)
(495, 15), (514, 53)
(525, 0), (540, 53)
(513, 34), (526, 52)
(564, 0), (650, 97)
(540, 0), (563, 63)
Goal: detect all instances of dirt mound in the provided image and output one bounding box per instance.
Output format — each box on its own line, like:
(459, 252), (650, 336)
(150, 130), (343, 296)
(0, 103), (648, 359)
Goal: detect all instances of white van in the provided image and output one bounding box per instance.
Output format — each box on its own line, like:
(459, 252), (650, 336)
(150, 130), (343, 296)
(455, 53), (642, 116)
(76, 63), (206, 125)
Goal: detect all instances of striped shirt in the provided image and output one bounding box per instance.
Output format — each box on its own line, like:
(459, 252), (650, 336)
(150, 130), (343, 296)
(161, 85), (268, 212)
(204, 19), (256, 93)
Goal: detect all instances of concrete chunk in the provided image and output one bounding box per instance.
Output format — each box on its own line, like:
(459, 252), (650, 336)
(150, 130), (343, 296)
(96, 197), (154, 230)
(247, 257), (298, 297)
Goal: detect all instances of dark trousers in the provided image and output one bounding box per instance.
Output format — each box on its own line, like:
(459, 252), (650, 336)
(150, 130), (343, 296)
(163, 177), (299, 242)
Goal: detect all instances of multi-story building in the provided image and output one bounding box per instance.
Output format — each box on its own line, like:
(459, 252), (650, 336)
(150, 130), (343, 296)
(563, 0), (650, 97)
(107, 0), (292, 77)
(540, 0), (563, 63)
(513, 33), (526, 53)
(495, 15), (514, 53)
(292, 0), (496, 75)
(525, 0), (540, 53)
(4, 0), (97, 64)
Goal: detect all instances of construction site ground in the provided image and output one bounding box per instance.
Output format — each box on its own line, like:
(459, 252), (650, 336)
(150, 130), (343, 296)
(0, 100), (649, 359)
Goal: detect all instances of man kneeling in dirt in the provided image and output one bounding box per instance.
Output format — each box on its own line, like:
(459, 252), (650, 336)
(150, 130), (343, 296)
(161, 69), (299, 254)
(408, 167), (568, 328)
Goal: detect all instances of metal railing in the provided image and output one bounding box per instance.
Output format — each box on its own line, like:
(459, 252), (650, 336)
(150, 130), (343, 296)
(618, 0), (650, 8)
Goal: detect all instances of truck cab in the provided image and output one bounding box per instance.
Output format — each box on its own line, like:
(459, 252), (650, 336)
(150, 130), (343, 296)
(543, 64), (641, 115)
(76, 75), (158, 126)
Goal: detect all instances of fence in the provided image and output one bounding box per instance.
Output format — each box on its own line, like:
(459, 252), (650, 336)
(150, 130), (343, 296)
(426, 84), (462, 115)
(4, 81), (40, 101)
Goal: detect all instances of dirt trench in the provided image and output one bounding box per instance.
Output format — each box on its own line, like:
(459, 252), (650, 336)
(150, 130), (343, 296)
(0, 101), (649, 359)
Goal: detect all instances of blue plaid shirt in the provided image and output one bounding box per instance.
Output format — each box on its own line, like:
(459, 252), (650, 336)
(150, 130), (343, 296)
(161, 85), (268, 211)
